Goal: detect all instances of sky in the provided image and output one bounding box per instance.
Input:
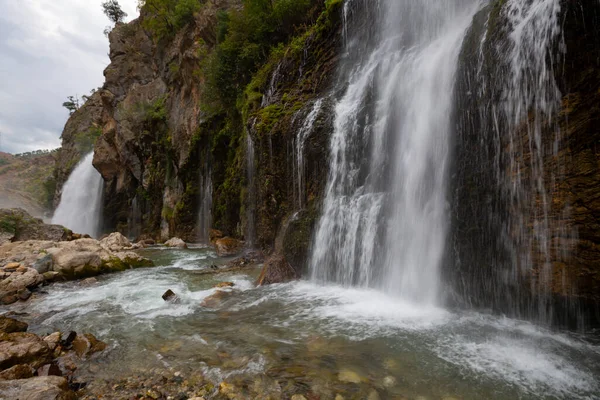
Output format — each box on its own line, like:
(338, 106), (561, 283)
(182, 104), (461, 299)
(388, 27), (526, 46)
(0, 0), (139, 154)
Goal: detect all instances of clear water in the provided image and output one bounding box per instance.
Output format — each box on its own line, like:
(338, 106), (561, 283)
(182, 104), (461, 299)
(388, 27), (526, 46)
(9, 249), (600, 399)
(52, 152), (103, 238)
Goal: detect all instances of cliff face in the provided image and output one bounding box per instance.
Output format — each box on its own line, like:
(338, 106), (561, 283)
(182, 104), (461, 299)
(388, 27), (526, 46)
(451, 0), (600, 327)
(54, 0), (341, 268)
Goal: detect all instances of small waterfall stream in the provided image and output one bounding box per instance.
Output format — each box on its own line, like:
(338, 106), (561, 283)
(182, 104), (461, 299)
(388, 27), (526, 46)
(52, 152), (104, 237)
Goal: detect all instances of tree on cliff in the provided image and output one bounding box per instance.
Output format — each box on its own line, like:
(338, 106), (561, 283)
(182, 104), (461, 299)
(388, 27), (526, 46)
(102, 0), (128, 24)
(62, 96), (80, 115)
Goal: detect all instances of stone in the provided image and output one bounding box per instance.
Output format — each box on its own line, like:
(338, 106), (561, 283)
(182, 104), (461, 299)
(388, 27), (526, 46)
(71, 333), (107, 358)
(165, 237), (188, 249)
(209, 229), (224, 243)
(0, 332), (51, 369)
(32, 254), (54, 274)
(367, 390), (381, 400)
(42, 271), (60, 282)
(0, 364), (34, 380)
(382, 376), (396, 388)
(100, 232), (132, 251)
(43, 332), (61, 352)
(0, 316), (28, 334)
(17, 288), (32, 301)
(3, 262), (20, 272)
(338, 369), (362, 384)
(0, 376), (76, 399)
(256, 255), (298, 285)
(37, 363), (62, 377)
(335, 395), (345, 400)
(0, 267), (43, 298)
(200, 291), (230, 308)
(291, 395), (307, 400)
(214, 282), (234, 288)
(60, 331), (77, 348)
(214, 237), (243, 256)
(80, 277), (98, 286)
(1, 293), (18, 305)
(162, 289), (180, 303)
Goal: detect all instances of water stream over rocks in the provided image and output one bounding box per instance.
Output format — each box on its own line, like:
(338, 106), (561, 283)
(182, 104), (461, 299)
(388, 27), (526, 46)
(7, 248), (600, 399)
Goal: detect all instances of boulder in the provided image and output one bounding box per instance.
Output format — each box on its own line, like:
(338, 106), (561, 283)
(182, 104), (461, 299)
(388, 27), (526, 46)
(80, 277), (98, 286)
(0, 376), (76, 400)
(100, 232), (132, 251)
(214, 282), (234, 288)
(209, 229), (224, 243)
(0, 268), (43, 305)
(0, 316), (28, 334)
(43, 332), (61, 352)
(0, 332), (51, 370)
(165, 237), (188, 249)
(0, 364), (34, 380)
(256, 255), (298, 285)
(214, 237), (244, 257)
(42, 271), (60, 283)
(71, 333), (106, 359)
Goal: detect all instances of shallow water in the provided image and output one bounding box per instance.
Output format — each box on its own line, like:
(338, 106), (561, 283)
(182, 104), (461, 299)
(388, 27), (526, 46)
(8, 248), (600, 399)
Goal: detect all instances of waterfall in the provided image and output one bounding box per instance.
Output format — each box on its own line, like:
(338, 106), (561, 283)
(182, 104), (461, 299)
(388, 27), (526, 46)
(310, 0), (483, 305)
(52, 152), (104, 238)
(197, 171), (212, 243)
(246, 133), (256, 246)
(294, 99), (323, 209)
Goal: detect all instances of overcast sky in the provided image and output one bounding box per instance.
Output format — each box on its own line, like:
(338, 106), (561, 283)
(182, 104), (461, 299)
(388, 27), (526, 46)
(0, 0), (139, 154)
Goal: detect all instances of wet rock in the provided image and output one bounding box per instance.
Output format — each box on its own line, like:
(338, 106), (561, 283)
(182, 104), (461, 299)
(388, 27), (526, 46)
(367, 390), (381, 400)
(0, 332), (51, 369)
(209, 229), (224, 243)
(37, 363), (62, 377)
(60, 331), (77, 349)
(291, 395), (307, 400)
(32, 254), (53, 274)
(80, 277), (98, 286)
(71, 333), (107, 358)
(0, 376), (76, 399)
(0, 267), (43, 303)
(140, 238), (156, 246)
(0, 364), (34, 380)
(0, 315), (28, 333)
(256, 255), (298, 285)
(165, 237), (188, 249)
(55, 354), (78, 378)
(162, 289), (180, 303)
(214, 237), (244, 257)
(214, 282), (234, 288)
(100, 232), (132, 251)
(200, 291), (231, 308)
(1, 293), (17, 304)
(338, 369), (362, 384)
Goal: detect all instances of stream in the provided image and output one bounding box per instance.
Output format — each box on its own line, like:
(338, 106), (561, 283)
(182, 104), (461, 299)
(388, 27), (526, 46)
(6, 248), (600, 399)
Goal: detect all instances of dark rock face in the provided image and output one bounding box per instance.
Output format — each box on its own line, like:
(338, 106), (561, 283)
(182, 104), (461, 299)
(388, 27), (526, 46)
(449, 0), (600, 329)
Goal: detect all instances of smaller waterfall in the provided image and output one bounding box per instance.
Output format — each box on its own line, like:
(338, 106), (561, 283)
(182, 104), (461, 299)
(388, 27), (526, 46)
(246, 133), (256, 246)
(197, 172), (212, 243)
(294, 99), (323, 209)
(52, 152), (104, 237)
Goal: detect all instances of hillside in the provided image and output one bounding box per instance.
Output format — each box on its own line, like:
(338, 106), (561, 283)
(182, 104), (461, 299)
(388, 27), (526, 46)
(0, 151), (56, 218)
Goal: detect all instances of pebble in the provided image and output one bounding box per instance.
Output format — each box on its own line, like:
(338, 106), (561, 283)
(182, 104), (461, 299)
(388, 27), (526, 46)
(291, 395), (307, 400)
(383, 375), (396, 388)
(338, 368), (362, 384)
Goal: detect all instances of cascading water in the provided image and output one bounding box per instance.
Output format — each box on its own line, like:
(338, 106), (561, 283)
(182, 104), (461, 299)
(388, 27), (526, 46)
(310, 0), (483, 305)
(197, 171), (212, 243)
(246, 133), (256, 246)
(52, 152), (104, 238)
(293, 99), (323, 209)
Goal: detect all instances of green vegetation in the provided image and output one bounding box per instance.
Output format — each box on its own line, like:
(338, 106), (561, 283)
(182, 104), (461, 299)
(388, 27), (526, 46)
(74, 126), (102, 153)
(102, 0), (128, 24)
(139, 0), (204, 40)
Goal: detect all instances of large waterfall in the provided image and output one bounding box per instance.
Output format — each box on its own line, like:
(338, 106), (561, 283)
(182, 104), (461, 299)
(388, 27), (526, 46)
(52, 152), (104, 238)
(310, 0), (483, 305)
(310, 0), (575, 325)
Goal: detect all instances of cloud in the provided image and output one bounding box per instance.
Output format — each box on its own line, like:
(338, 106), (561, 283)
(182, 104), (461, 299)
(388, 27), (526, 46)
(0, 0), (139, 154)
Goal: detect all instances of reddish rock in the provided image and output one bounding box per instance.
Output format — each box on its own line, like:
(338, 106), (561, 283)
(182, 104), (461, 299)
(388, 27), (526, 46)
(215, 237), (244, 257)
(257, 255), (298, 286)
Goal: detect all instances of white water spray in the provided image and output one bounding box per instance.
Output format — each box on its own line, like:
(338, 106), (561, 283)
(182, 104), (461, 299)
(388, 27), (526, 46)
(52, 152), (103, 237)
